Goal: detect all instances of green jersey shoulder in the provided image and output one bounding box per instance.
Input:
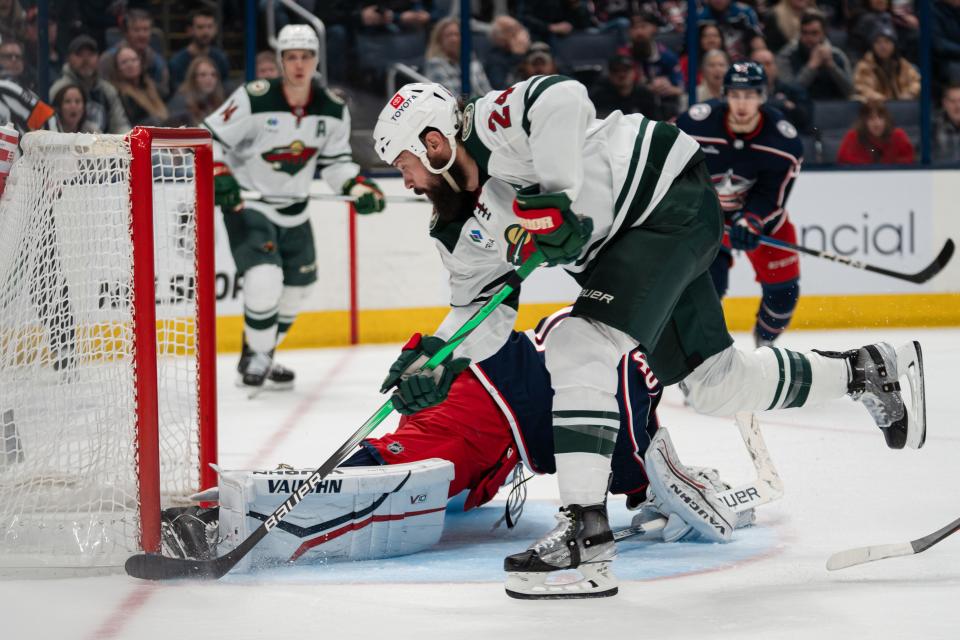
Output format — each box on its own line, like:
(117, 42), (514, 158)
(243, 78), (346, 121)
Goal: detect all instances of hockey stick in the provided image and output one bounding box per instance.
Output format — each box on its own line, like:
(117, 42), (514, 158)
(240, 189), (429, 205)
(125, 251), (545, 580)
(826, 516), (960, 571)
(724, 226), (955, 285)
(614, 412), (783, 543)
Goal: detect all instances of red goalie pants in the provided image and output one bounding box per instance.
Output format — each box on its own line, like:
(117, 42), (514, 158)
(360, 369), (518, 510)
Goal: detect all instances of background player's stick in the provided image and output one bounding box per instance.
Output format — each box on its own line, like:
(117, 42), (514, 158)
(725, 225), (955, 285)
(124, 252), (545, 581)
(241, 189), (428, 205)
(826, 516), (960, 570)
(614, 413), (783, 543)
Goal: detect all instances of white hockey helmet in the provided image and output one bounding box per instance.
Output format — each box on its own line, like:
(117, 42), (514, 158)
(373, 83), (462, 174)
(276, 24), (320, 64)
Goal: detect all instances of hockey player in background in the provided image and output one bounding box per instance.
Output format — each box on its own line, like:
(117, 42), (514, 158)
(372, 77), (926, 599)
(203, 25), (385, 393)
(676, 61), (803, 348)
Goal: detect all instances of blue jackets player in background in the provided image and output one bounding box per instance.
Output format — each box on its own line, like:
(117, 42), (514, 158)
(677, 61), (804, 347)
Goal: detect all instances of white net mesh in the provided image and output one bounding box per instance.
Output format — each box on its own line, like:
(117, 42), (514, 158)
(0, 131), (207, 570)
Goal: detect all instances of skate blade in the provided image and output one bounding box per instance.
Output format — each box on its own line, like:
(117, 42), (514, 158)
(234, 374), (293, 393)
(896, 341), (926, 449)
(235, 374), (266, 399)
(504, 562), (618, 600)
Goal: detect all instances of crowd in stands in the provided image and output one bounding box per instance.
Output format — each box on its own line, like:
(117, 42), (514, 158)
(1, 1), (959, 165)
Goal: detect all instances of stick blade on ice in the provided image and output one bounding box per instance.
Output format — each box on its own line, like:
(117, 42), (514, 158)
(826, 543), (914, 571)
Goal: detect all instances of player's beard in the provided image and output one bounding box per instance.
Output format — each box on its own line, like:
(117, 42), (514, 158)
(420, 161), (474, 224)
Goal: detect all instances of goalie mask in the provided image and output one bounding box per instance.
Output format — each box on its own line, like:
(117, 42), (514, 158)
(374, 83), (462, 175)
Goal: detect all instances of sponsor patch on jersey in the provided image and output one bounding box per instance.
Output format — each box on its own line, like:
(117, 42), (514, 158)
(266, 117), (279, 127)
(387, 442), (404, 455)
(246, 79), (270, 97)
(461, 102), (475, 141)
(689, 103), (712, 121)
(261, 140), (318, 175)
(469, 227), (496, 250)
(776, 119), (798, 139)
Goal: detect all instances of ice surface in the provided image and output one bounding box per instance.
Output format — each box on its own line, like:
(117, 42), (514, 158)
(1, 328), (958, 639)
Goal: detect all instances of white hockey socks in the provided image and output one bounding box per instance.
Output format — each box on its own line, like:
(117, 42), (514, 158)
(683, 344), (849, 415)
(242, 264), (283, 354)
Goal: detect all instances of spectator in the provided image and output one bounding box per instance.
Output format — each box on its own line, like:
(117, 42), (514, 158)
(696, 48), (730, 102)
(763, 0), (816, 54)
(517, 41), (559, 79)
(852, 23), (920, 101)
(589, 53), (659, 118)
(49, 35), (130, 134)
(109, 44), (168, 126)
(168, 8), (230, 93)
(837, 99), (914, 164)
(424, 17), (493, 97)
(0, 0), (25, 41)
(622, 10), (684, 109)
(680, 22), (726, 84)
(933, 0), (960, 87)
(255, 51), (281, 79)
(933, 82), (960, 161)
(697, 0), (762, 60)
(519, 0), (593, 44)
(51, 83), (100, 133)
(777, 11), (853, 99)
(22, 6), (61, 88)
(0, 39), (28, 88)
(484, 15), (530, 89)
(100, 9), (170, 98)
(848, 0), (919, 61)
(165, 56), (224, 127)
(358, 2), (433, 33)
(752, 47), (813, 131)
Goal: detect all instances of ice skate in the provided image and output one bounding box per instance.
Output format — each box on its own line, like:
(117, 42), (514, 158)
(237, 351), (272, 398)
(504, 503), (618, 599)
(818, 341), (926, 449)
(237, 342), (295, 391)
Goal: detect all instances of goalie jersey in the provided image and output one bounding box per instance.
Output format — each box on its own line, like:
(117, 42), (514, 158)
(675, 100), (803, 234)
(202, 78), (360, 226)
(432, 75), (701, 360)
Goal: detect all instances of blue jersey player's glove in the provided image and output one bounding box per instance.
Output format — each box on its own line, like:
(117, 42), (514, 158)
(729, 212), (763, 251)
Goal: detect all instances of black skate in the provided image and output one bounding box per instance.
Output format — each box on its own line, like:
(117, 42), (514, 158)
(504, 503), (617, 599)
(236, 342), (295, 392)
(817, 341), (926, 449)
(237, 351), (272, 398)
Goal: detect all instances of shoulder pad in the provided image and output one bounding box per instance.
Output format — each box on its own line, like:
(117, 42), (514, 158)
(776, 118), (798, 139)
(688, 103), (712, 121)
(244, 79), (271, 97)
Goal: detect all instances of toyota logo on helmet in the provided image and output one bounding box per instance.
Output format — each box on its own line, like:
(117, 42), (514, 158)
(373, 83), (462, 175)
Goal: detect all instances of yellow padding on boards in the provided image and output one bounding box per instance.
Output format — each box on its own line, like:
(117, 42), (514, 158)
(216, 293), (960, 352)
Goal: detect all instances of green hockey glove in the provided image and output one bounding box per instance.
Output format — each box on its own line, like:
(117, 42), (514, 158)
(342, 175), (386, 215)
(513, 189), (593, 267)
(380, 333), (470, 415)
(213, 162), (243, 213)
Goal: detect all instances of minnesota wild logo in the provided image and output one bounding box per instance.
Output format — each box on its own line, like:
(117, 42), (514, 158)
(261, 140), (318, 175)
(504, 224), (536, 266)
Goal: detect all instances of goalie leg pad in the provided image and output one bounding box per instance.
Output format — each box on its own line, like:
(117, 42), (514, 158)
(644, 428), (737, 543)
(217, 459), (454, 571)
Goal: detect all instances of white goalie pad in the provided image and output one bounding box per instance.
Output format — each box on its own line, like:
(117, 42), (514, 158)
(644, 428), (738, 543)
(217, 459), (454, 572)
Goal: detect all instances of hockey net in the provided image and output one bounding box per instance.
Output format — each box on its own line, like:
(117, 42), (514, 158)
(0, 127), (217, 572)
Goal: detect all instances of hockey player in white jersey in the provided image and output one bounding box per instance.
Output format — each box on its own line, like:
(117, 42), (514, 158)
(372, 79), (926, 599)
(204, 25), (385, 392)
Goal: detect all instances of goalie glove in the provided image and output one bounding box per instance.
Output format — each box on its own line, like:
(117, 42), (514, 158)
(342, 175), (386, 215)
(513, 189), (593, 267)
(728, 211), (763, 251)
(213, 162), (243, 213)
(380, 333), (470, 415)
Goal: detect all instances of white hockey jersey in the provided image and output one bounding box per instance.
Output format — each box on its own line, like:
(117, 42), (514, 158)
(203, 78), (360, 227)
(432, 75), (702, 360)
